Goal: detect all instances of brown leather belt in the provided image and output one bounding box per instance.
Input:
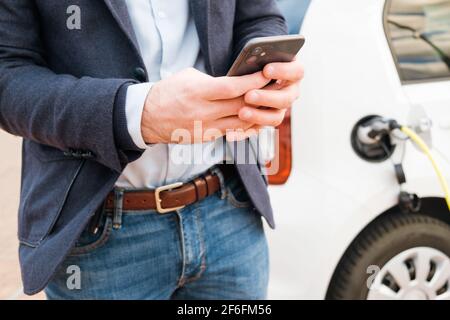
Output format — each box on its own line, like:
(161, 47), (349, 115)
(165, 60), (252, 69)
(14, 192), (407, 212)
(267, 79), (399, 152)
(105, 165), (233, 214)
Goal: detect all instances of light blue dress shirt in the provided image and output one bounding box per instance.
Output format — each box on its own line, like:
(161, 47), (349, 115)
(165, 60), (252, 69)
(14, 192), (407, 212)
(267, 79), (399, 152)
(117, 0), (226, 189)
(118, 0), (274, 189)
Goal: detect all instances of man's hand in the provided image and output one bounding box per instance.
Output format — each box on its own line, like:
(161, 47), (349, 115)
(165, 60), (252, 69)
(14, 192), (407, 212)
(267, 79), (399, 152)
(141, 68), (271, 144)
(238, 59), (304, 127)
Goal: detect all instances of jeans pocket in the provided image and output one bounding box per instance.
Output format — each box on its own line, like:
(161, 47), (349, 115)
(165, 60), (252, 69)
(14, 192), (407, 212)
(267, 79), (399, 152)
(226, 177), (252, 209)
(69, 215), (113, 256)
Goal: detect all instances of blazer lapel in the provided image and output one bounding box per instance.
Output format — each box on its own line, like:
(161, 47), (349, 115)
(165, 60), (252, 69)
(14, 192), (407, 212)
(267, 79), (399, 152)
(103, 0), (141, 56)
(190, 0), (215, 75)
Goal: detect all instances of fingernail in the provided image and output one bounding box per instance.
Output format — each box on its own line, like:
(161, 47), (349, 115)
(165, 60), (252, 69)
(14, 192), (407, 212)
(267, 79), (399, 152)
(248, 91), (258, 102)
(266, 66), (274, 77)
(241, 109), (253, 120)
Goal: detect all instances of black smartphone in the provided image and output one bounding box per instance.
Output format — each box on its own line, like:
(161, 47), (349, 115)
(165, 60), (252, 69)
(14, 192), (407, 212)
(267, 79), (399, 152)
(227, 35), (305, 77)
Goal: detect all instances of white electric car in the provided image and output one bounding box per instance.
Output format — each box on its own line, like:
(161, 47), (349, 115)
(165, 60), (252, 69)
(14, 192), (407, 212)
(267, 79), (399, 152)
(268, 0), (450, 299)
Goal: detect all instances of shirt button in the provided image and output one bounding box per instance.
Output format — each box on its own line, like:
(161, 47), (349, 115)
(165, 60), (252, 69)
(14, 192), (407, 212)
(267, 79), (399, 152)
(133, 67), (147, 82)
(157, 11), (167, 19)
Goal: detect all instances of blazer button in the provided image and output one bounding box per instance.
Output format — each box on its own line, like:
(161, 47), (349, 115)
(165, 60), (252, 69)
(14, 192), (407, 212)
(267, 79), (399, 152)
(133, 67), (147, 82)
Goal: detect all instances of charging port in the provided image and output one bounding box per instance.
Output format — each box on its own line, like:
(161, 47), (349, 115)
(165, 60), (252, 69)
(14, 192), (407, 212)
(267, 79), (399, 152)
(351, 115), (396, 162)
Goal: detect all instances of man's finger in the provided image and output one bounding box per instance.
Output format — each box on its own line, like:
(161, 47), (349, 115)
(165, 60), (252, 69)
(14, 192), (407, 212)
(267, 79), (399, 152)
(238, 107), (286, 127)
(204, 116), (254, 136)
(263, 60), (304, 82)
(207, 72), (271, 100)
(204, 97), (247, 120)
(265, 80), (289, 91)
(244, 83), (300, 109)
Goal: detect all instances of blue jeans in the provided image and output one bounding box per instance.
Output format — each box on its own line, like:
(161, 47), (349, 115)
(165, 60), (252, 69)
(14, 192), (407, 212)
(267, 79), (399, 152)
(45, 173), (269, 300)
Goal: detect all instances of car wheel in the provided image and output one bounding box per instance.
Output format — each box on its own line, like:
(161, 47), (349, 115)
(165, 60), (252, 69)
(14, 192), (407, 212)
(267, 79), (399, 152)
(326, 213), (450, 300)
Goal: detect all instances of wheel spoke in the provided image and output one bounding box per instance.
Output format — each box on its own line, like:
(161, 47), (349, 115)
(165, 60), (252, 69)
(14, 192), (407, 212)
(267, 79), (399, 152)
(429, 259), (450, 292)
(414, 250), (432, 282)
(387, 261), (411, 289)
(435, 291), (450, 300)
(367, 284), (399, 300)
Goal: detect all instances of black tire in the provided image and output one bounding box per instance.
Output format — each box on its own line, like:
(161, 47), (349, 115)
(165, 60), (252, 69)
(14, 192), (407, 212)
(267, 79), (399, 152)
(326, 212), (450, 300)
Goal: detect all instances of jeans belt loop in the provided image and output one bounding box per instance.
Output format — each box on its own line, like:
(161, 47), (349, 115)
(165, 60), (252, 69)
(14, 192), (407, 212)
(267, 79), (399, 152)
(211, 166), (227, 200)
(113, 188), (125, 230)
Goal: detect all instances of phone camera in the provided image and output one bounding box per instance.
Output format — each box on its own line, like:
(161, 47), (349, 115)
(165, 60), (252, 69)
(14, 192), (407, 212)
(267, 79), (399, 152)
(252, 47), (263, 56)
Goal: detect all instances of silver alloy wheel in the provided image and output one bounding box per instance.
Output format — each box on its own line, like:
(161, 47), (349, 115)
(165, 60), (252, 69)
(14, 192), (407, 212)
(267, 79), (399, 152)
(367, 247), (450, 300)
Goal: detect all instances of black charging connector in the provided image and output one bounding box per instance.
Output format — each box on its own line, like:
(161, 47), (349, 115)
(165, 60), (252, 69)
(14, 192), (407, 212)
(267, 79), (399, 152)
(351, 115), (396, 162)
(399, 191), (421, 213)
(352, 116), (426, 214)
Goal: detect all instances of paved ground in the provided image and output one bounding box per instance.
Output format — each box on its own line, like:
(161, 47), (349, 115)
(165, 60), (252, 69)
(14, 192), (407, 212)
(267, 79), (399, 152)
(0, 131), (45, 300)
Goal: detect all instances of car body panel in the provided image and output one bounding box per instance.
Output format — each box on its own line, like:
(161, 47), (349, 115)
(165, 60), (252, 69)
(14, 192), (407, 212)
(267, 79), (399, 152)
(267, 0), (450, 299)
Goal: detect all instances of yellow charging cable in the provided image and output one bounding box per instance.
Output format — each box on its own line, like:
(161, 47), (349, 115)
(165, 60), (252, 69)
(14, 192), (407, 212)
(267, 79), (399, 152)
(400, 126), (450, 211)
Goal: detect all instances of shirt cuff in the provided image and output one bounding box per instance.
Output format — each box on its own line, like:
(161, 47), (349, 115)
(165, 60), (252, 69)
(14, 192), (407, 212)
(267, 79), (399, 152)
(125, 82), (154, 149)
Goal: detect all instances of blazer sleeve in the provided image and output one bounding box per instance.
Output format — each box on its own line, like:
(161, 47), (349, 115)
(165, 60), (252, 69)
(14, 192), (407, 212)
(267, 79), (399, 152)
(0, 0), (143, 173)
(233, 0), (288, 59)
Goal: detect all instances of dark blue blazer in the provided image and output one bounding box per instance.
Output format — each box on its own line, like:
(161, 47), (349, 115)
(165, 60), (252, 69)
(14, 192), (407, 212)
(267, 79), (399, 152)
(0, 0), (286, 295)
